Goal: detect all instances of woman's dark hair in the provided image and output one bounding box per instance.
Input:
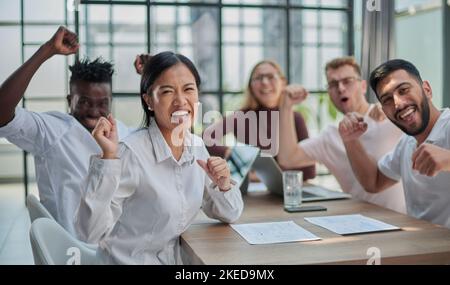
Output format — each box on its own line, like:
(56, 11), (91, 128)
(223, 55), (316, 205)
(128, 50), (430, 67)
(140, 51), (201, 127)
(369, 59), (423, 97)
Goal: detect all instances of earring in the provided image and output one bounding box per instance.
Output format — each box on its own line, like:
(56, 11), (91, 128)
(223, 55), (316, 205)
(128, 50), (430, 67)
(148, 106), (153, 111)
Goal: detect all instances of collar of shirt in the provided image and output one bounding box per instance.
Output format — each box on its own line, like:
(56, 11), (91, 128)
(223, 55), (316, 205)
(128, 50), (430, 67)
(147, 118), (195, 166)
(405, 108), (450, 149)
(423, 108), (450, 145)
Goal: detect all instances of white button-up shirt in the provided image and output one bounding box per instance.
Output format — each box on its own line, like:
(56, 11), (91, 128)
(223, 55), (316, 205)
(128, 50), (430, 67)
(300, 105), (406, 213)
(0, 107), (130, 235)
(379, 108), (450, 228)
(75, 119), (244, 265)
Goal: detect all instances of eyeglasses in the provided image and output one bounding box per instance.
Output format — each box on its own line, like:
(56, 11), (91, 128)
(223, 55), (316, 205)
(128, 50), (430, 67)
(251, 73), (279, 83)
(327, 76), (360, 91)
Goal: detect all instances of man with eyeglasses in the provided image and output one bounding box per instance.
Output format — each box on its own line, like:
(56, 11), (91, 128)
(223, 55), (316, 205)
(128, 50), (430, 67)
(277, 57), (406, 213)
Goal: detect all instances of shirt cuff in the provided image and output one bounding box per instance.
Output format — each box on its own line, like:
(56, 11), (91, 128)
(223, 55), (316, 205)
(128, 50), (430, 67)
(207, 181), (240, 203)
(89, 155), (122, 176)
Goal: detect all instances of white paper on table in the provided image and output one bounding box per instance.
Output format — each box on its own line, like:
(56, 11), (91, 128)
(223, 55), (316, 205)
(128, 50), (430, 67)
(230, 221), (321, 245)
(304, 214), (400, 235)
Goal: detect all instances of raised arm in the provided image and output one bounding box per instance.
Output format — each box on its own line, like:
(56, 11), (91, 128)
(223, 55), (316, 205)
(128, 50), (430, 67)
(76, 115), (136, 243)
(133, 53), (153, 75)
(0, 26), (79, 126)
(277, 84), (316, 169)
(339, 112), (397, 193)
(198, 156), (243, 223)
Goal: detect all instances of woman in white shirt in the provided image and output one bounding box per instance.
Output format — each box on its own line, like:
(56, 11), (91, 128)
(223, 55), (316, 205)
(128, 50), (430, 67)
(75, 51), (244, 265)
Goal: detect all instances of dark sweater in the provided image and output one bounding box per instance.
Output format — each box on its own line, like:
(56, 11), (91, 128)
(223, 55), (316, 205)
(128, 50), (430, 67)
(204, 107), (316, 181)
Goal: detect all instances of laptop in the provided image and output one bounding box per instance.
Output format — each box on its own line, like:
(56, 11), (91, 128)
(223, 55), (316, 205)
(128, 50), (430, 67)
(252, 155), (351, 202)
(226, 143), (260, 194)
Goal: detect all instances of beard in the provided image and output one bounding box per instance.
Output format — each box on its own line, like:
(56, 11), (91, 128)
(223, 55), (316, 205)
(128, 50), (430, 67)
(390, 90), (430, 136)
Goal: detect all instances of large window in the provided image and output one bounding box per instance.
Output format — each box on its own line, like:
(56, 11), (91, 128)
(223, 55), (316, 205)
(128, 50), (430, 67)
(0, 0), (352, 190)
(78, 0), (352, 128)
(395, 0), (444, 108)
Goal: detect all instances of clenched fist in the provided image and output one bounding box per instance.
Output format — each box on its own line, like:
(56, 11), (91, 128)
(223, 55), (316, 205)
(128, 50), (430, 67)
(197, 157), (233, 192)
(412, 143), (450, 177)
(44, 26), (79, 56)
(279, 84), (309, 109)
(92, 114), (118, 159)
(368, 103), (386, 122)
(339, 112), (368, 142)
(134, 54), (153, 75)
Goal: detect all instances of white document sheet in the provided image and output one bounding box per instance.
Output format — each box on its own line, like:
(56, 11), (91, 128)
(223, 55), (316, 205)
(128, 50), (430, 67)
(304, 214), (400, 235)
(247, 182), (267, 192)
(231, 221), (321, 245)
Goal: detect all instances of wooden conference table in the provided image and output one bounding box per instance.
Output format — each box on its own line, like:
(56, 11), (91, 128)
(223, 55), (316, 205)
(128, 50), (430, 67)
(180, 191), (450, 265)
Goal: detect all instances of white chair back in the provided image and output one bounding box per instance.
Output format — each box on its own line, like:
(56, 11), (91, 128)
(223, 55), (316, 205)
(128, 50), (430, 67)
(26, 194), (54, 222)
(29, 218), (97, 265)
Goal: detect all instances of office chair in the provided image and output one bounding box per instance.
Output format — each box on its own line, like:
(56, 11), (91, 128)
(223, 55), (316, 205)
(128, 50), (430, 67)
(29, 218), (98, 265)
(26, 194), (54, 222)
(26, 194), (98, 253)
